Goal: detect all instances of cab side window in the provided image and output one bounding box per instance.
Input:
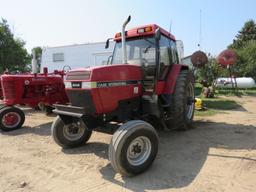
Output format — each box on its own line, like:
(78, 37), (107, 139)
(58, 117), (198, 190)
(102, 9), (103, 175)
(170, 40), (179, 64)
(159, 36), (171, 80)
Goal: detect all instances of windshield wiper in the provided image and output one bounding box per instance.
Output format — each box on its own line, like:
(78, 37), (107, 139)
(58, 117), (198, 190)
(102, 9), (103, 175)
(143, 45), (151, 53)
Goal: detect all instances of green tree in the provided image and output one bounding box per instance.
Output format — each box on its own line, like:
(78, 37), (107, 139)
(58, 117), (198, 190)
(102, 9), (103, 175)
(228, 20), (256, 80)
(0, 18), (31, 73)
(235, 40), (256, 80)
(229, 20), (256, 49)
(196, 55), (229, 86)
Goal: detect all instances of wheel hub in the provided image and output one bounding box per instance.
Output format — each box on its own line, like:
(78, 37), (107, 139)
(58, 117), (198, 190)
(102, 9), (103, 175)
(2, 112), (20, 128)
(131, 143), (142, 154)
(63, 122), (85, 141)
(187, 96), (195, 105)
(127, 136), (152, 166)
(186, 83), (195, 119)
(68, 125), (79, 134)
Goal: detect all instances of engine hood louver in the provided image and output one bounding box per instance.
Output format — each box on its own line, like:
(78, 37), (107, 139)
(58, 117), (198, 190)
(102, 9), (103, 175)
(66, 71), (91, 81)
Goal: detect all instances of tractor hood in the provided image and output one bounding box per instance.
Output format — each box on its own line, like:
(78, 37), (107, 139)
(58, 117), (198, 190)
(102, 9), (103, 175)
(65, 64), (142, 83)
(64, 64), (143, 114)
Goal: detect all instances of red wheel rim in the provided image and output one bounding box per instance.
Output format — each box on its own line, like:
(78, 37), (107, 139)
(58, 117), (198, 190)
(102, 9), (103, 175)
(2, 112), (21, 128)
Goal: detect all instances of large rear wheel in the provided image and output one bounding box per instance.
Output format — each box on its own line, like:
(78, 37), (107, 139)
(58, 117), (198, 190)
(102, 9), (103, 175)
(109, 120), (159, 176)
(51, 116), (92, 148)
(165, 70), (195, 130)
(0, 106), (25, 131)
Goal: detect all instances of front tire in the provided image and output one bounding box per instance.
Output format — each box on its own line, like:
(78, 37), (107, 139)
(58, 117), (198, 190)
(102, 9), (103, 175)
(109, 120), (159, 177)
(51, 116), (92, 148)
(0, 106), (25, 131)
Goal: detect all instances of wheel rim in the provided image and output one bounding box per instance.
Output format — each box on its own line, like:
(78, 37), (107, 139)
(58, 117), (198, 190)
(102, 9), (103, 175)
(2, 112), (21, 128)
(127, 136), (152, 166)
(186, 82), (195, 119)
(63, 122), (85, 141)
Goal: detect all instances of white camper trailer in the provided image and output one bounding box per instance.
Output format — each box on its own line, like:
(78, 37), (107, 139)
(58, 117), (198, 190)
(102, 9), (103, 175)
(41, 41), (115, 72)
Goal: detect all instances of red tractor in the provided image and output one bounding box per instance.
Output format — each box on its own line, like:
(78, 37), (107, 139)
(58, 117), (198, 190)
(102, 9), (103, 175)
(52, 16), (205, 176)
(0, 69), (68, 131)
(0, 77), (3, 100)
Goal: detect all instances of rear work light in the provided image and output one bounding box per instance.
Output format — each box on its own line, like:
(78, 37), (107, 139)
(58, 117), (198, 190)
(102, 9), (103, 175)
(115, 32), (121, 38)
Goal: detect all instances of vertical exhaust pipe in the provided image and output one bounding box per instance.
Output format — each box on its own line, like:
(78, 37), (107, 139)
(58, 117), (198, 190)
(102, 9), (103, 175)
(32, 49), (37, 74)
(122, 15), (131, 64)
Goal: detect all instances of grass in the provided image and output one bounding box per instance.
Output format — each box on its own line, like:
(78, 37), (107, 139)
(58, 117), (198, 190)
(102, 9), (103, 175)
(194, 98), (241, 117)
(195, 83), (256, 97)
(202, 98), (241, 110)
(194, 83), (255, 117)
(215, 88), (256, 96)
(194, 109), (221, 117)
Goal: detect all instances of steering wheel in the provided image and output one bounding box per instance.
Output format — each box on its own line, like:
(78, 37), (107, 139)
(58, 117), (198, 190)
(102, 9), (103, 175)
(141, 58), (150, 67)
(63, 65), (71, 73)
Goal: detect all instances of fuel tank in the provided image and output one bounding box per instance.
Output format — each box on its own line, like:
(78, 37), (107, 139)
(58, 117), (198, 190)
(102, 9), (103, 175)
(65, 64), (143, 114)
(215, 77), (256, 89)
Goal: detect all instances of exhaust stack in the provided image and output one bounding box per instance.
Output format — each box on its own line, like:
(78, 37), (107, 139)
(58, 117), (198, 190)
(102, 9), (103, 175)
(32, 50), (37, 74)
(122, 15), (131, 64)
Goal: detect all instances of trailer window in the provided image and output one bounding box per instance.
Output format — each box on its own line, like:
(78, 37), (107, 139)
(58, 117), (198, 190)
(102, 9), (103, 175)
(53, 53), (64, 62)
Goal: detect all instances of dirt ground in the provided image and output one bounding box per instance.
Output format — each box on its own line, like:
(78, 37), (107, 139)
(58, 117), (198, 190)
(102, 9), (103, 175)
(0, 96), (256, 192)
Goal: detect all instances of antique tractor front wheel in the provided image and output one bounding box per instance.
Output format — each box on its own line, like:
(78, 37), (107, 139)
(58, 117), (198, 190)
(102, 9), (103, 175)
(109, 120), (159, 176)
(0, 106), (25, 131)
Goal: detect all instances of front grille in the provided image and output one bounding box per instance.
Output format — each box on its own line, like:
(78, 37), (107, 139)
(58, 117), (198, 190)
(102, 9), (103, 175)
(66, 71), (91, 80)
(66, 90), (95, 114)
(2, 81), (16, 99)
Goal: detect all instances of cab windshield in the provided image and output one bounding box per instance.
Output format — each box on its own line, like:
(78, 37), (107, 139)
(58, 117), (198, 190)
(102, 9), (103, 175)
(111, 37), (156, 66)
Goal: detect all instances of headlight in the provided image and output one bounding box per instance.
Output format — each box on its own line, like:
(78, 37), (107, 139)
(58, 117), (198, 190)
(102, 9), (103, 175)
(64, 82), (72, 88)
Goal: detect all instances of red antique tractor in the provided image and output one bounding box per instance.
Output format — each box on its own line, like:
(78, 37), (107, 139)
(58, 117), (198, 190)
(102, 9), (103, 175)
(0, 69), (68, 131)
(0, 77), (3, 100)
(52, 16), (207, 176)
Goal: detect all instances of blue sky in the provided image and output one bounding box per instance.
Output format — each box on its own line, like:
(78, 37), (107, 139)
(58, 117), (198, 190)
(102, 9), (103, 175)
(0, 0), (256, 56)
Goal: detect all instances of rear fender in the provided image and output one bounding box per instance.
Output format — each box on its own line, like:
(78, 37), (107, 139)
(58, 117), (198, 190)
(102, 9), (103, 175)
(163, 64), (188, 94)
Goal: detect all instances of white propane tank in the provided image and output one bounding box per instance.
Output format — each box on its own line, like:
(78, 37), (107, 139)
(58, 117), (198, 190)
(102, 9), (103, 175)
(215, 77), (256, 88)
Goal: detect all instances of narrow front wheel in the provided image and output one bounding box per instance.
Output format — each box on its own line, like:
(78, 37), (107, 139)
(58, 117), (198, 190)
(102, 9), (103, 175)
(109, 120), (159, 176)
(51, 116), (92, 148)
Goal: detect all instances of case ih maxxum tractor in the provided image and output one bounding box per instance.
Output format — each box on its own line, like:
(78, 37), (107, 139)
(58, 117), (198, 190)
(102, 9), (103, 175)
(52, 16), (207, 176)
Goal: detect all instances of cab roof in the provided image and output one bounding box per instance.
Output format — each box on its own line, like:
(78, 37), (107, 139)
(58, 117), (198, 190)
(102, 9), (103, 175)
(114, 24), (176, 41)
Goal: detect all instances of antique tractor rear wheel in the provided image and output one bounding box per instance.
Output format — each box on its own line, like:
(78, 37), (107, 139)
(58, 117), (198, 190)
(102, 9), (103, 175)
(166, 70), (195, 130)
(0, 106), (25, 131)
(109, 120), (159, 176)
(51, 116), (92, 148)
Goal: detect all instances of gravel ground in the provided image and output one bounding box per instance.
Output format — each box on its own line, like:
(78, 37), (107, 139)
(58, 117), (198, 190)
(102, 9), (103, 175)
(0, 96), (255, 192)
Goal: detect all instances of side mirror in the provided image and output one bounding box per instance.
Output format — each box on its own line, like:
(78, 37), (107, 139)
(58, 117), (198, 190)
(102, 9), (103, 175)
(105, 38), (113, 49)
(155, 28), (161, 41)
(105, 39), (110, 49)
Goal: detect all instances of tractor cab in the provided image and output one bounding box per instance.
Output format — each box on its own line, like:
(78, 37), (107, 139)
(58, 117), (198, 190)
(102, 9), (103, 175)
(110, 24), (180, 92)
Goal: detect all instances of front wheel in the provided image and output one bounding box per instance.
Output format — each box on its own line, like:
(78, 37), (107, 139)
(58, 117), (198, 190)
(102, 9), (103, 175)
(51, 116), (92, 148)
(0, 106), (25, 131)
(109, 120), (159, 177)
